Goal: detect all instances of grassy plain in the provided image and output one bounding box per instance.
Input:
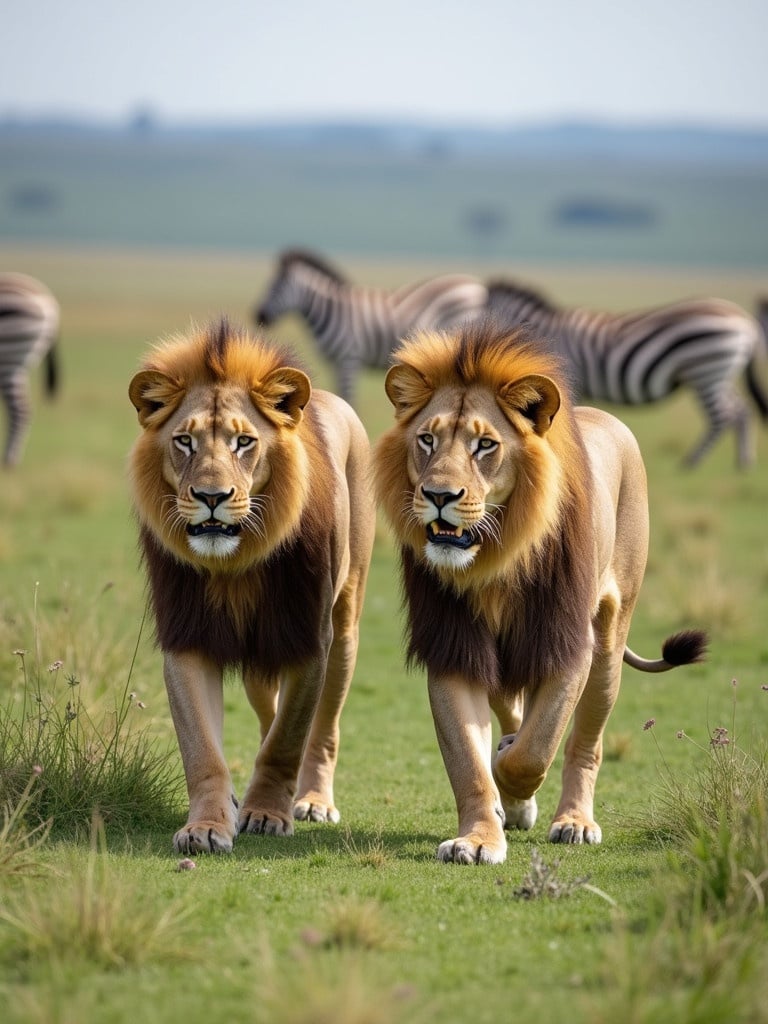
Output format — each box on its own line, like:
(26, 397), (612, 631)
(0, 243), (767, 1022)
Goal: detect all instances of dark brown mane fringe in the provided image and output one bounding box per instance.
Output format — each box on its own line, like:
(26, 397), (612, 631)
(401, 478), (595, 696)
(140, 510), (332, 675)
(203, 317), (253, 377)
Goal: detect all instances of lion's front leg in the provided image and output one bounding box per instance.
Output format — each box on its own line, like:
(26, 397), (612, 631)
(428, 674), (507, 865)
(239, 659), (326, 837)
(163, 651), (237, 854)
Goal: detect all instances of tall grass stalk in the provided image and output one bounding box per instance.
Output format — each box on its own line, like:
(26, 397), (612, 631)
(643, 683), (768, 920)
(0, 602), (181, 838)
(0, 767), (51, 878)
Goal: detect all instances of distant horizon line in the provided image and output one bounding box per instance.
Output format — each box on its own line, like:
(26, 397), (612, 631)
(2, 109), (768, 135)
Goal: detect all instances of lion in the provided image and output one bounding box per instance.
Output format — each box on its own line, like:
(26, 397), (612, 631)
(128, 319), (375, 854)
(374, 321), (707, 865)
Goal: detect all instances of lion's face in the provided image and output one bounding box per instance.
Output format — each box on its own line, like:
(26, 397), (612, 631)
(403, 385), (526, 571)
(375, 338), (567, 588)
(129, 342), (311, 572)
(161, 384), (281, 560)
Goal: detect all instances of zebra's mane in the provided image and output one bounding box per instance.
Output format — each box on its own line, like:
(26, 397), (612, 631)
(279, 249), (349, 284)
(486, 279), (556, 312)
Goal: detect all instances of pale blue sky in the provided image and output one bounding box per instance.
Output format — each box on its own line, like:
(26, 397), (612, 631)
(3, 0), (767, 126)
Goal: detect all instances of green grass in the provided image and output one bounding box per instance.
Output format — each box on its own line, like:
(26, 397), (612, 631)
(0, 243), (767, 1022)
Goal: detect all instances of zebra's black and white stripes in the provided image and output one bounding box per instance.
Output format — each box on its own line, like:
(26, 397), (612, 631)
(487, 281), (768, 467)
(254, 250), (488, 405)
(0, 273), (60, 466)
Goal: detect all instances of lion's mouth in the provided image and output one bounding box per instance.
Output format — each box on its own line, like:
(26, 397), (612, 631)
(426, 519), (478, 550)
(186, 519), (241, 538)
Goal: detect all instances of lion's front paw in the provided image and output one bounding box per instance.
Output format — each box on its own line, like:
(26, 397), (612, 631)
(548, 816), (602, 845)
(436, 834), (507, 865)
(503, 795), (538, 831)
(173, 821), (235, 855)
(238, 807), (295, 837)
(294, 797), (340, 824)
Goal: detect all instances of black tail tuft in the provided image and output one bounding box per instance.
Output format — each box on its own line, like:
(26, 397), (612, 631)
(662, 629), (708, 666)
(45, 343), (59, 397)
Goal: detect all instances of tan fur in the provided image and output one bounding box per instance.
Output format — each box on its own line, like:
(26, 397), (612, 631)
(374, 322), (704, 864)
(129, 321), (375, 854)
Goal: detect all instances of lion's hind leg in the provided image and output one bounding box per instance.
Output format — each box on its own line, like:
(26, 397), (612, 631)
(294, 574), (367, 824)
(548, 642), (624, 845)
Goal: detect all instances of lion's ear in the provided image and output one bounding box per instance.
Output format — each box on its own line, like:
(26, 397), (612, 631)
(384, 364), (433, 421)
(253, 367), (312, 427)
(129, 370), (186, 429)
(498, 374), (561, 436)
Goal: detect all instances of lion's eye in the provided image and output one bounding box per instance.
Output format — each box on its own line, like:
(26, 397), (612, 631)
(417, 432), (435, 452)
(234, 435), (255, 453)
(174, 434), (194, 454)
(475, 437), (498, 456)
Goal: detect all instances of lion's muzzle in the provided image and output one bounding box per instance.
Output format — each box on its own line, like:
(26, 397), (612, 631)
(186, 521), (241, 538)
(426, 519), (478, 550)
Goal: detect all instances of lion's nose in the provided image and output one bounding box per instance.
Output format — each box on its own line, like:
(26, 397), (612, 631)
(421, 486), (465, 509)
(190, 487), (234, 512)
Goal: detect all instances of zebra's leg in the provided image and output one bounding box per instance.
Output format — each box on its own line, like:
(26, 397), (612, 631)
(1, 372), (32, 467)
(684, 389), (753, 469)
(336, 358), (361, 407)
(733, 402), (755, 468)
(683, 423), (722, 468)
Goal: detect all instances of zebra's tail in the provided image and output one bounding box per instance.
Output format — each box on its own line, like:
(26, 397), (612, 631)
(749, 302), (768, 419)
(623, 629), (708, 674)
(44, 340), (59, 397)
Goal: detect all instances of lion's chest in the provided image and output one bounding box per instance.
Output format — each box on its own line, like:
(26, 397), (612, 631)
(141, 526), (332, 674)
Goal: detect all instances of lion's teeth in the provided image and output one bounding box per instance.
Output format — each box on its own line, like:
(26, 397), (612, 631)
(455, 527), (463, 538)
(430, 522), (439, 535)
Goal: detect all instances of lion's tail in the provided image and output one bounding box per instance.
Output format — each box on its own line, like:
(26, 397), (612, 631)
(623, 629), (708, 673)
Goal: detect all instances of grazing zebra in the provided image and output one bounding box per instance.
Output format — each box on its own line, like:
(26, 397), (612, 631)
(254, 249), (488, 405)
(0, 273), (60, 466)
(486, 280), (768, 467)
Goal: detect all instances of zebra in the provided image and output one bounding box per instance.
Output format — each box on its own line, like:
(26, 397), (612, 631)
(0, 273), (60, 467)
(486, 280), (768, 468)
(254, 249), (488, 405)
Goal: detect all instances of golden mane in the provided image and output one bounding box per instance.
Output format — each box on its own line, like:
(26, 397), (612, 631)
(388, 323), (567, 400)
(135, 319), (308, 427)
(374, 321), (596, 694)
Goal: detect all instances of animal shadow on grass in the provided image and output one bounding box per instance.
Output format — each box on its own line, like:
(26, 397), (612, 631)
(230, 825), (443, 864)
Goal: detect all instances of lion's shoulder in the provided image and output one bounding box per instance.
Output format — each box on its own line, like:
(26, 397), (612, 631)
(575, 405), (645, 495)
